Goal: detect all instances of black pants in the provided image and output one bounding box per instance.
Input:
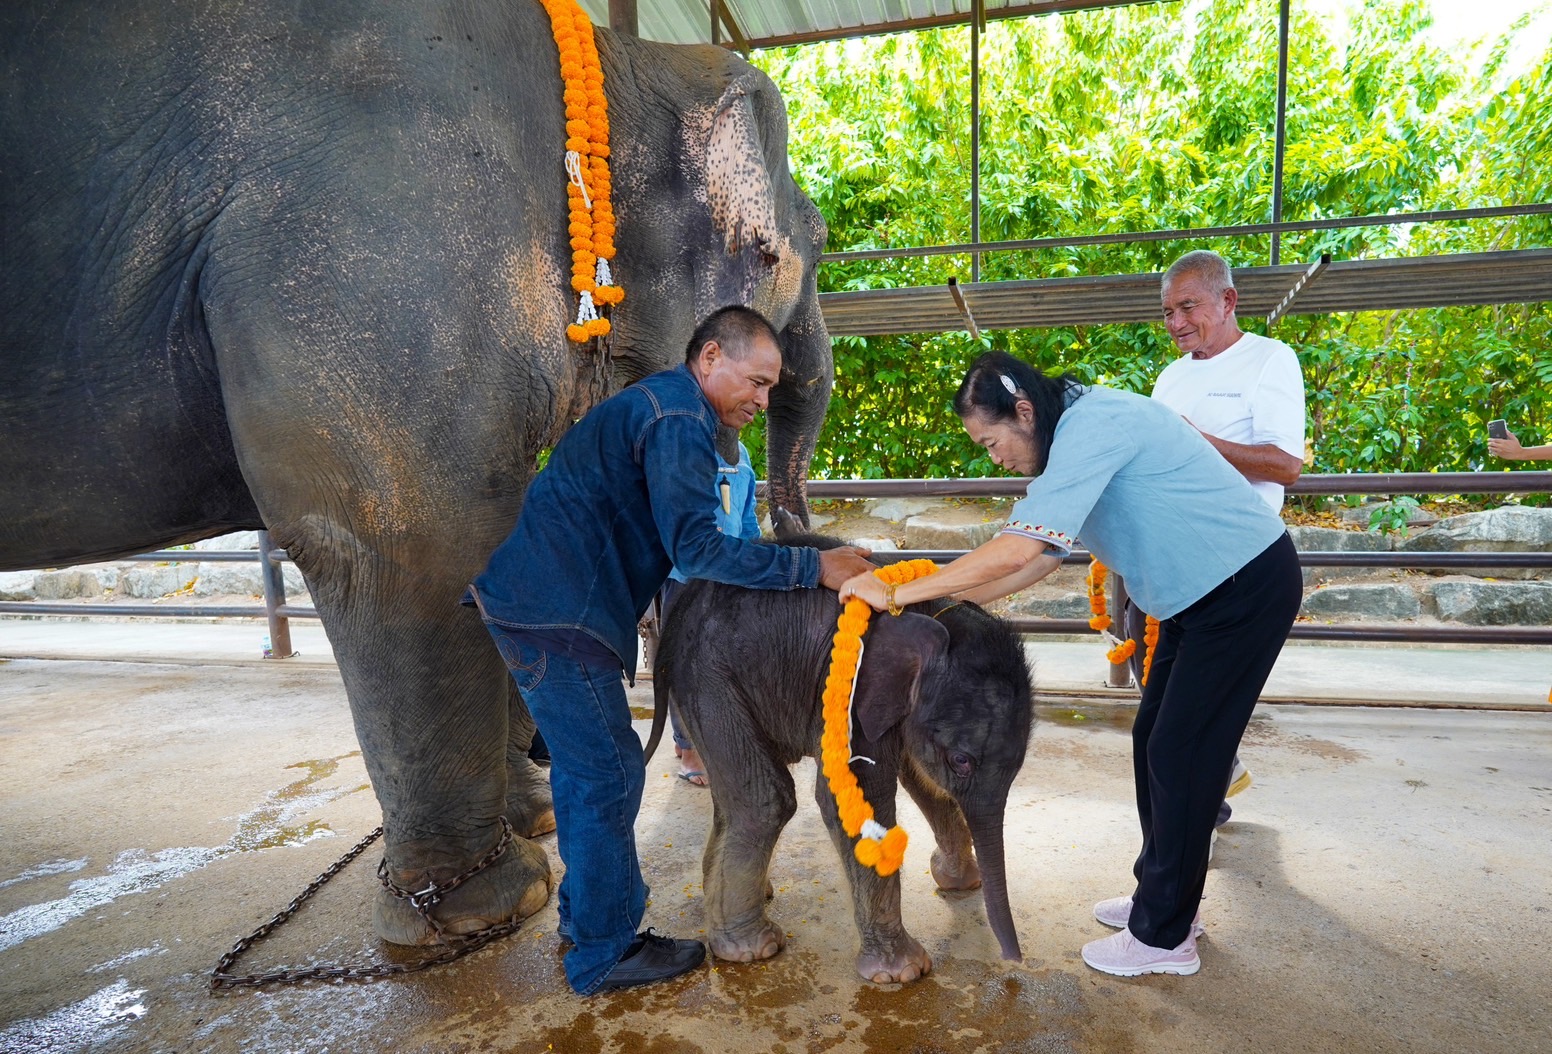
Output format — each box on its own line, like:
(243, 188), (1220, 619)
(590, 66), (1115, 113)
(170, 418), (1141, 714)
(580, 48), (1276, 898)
(1126, 533), (1302, 948)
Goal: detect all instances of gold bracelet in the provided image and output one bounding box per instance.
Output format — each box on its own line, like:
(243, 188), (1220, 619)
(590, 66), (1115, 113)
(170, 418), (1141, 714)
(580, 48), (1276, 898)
(884, 581), (904, 617)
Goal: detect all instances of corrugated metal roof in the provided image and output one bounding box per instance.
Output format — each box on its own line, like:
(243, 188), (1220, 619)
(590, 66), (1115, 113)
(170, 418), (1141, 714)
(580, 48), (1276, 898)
(580, 0), (1161, 50)
(817, 250), (1552, 335)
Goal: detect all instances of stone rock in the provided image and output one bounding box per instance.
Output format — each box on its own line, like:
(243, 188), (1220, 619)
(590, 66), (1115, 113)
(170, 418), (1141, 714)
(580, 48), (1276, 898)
(33, 568), (109, 599)
(1287, 526), (1392, 553)
(852, 537), (898, 552)
(903, 507), (1002, 551)
(192, 564), (263, 597)
(1400, 506), (1552, 580)
(1002, 593), (1091, 620)
(1428, 580), (1552, 626)
(195, 531), (263, 551)
(1401, 506), (1552, 550)
(864, 497), (938, 523)
(1337, 501), (1437, 533)
(0, 571), (38, 601)
(1300, 583), (1422, 621)
(117, 563), (199, 598)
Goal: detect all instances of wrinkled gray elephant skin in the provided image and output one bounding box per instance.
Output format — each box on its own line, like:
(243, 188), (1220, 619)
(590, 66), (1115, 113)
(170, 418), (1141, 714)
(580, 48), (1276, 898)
(0, 1), (834, 945)
(654, 527), (1035, 983)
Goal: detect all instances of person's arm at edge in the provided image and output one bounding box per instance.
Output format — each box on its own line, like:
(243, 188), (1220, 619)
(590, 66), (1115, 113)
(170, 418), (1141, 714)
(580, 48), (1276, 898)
(840, 533), (1058, 611)
(1489, 430), (1552, 461)
(1195, 432), (1304, 485)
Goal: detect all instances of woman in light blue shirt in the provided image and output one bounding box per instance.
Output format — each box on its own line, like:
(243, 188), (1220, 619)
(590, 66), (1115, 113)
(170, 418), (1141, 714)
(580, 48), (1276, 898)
(840, 349), (1301, 979)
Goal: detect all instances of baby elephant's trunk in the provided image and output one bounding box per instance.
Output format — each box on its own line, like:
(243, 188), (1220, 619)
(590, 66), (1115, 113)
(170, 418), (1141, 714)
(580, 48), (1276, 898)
(968, 815), (1022, 961)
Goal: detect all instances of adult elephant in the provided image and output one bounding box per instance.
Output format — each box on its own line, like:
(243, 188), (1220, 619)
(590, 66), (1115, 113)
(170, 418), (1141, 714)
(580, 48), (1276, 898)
(0, 0), (834, 945)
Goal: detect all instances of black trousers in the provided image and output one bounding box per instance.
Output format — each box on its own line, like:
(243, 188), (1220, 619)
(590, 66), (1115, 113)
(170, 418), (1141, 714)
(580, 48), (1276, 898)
(1126, 532), (1302, 948)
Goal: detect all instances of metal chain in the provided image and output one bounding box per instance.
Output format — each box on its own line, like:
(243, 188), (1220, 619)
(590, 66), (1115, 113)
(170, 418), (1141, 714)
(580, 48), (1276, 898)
(209, 817), (523, 990)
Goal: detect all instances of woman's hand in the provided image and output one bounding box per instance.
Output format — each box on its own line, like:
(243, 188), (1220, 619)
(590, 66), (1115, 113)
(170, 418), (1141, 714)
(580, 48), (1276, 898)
(837, 569), (888, 611)
(1488, 430), (1524, 460)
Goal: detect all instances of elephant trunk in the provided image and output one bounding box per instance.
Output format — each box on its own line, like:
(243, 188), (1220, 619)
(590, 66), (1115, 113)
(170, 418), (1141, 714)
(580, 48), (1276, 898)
(766, 296), (833, 528)
(968, 814), (1022, 962)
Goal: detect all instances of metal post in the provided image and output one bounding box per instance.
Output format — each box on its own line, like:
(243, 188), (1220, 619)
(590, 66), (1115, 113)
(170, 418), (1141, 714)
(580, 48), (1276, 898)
(1270, 0), (1290, 266)
(609, 0), (637, 36)
(710, 0), (719, 46)
(257, 530), (294, 659)
(970, 0), (982, 282)
(1107, 574), (1134, 689)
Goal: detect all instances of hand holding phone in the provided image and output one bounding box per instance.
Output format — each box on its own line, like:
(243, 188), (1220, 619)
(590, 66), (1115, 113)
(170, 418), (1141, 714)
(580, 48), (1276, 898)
(1487, 419), (1510, 440)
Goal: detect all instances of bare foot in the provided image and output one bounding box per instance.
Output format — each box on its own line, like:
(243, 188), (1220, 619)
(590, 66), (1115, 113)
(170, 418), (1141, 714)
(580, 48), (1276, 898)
(677, 746), (708, 787)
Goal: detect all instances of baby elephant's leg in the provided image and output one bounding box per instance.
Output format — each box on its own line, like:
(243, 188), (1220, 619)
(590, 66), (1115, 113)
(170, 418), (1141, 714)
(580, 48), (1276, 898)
(815, 770), (931, 984)
(900, 755), (980, 891)
(699, 732), (796, 963)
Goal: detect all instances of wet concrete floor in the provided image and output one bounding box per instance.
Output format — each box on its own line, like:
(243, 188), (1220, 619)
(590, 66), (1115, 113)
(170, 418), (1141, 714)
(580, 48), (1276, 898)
(1, 653), (1550, 1053)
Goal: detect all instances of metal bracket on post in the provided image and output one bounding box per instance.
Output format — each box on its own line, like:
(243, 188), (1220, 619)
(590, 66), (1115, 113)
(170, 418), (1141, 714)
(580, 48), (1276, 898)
(1267, 253), (1331, 327)
(1107, 573), (1134, 689)
(257, 530), (295, 659)
(948, 276), (981, 341)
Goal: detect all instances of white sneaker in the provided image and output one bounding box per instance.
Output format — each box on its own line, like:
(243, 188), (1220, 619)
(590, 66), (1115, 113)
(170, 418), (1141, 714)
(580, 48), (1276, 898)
(1093, 895), (1204, 938)
(1226, 757), (1252, 798)
(1082, 928), (1200, 976)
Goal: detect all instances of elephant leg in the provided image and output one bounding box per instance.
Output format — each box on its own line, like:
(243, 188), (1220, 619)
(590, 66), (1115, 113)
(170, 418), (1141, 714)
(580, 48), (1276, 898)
(693, 708), (794, 963)
(814, 765), (931, 984)
(504, 679), (556, 838)
(899, 754), (980, 892)
(270, 526), (552, 946)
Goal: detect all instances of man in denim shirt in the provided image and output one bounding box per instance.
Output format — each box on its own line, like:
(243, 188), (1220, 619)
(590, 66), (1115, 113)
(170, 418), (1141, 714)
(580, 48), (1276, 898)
(469, 306), (872, 995)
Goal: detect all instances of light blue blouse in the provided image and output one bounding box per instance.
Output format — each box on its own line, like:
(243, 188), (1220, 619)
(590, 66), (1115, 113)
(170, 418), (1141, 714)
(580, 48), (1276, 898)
(1002, 385), (1286, 619)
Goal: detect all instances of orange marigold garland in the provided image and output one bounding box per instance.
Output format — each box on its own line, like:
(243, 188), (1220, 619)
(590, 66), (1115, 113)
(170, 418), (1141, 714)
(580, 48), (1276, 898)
(540, 0), (622, 343)
(1086, 558), (1159, 681)
(822, 559), (939, 876)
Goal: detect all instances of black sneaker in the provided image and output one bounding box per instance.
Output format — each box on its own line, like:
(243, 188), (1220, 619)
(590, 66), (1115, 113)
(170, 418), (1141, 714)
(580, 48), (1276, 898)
(593, 929), (706, 992)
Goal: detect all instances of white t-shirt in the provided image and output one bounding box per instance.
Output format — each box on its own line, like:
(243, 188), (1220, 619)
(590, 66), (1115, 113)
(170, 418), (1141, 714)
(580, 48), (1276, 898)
(1151, 331), (1306, 509)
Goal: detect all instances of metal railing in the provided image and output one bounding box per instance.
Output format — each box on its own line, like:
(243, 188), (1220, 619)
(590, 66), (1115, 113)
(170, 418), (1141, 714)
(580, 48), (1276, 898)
(3, 472), (1550, 662)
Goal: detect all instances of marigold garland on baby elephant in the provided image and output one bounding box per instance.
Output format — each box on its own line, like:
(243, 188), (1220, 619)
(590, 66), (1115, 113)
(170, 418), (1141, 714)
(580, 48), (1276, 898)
(822, 559), (939, 876)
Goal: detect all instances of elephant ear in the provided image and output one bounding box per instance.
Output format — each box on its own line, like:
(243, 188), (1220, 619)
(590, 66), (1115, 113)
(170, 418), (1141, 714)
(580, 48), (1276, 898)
(706, 83), (783, 259)
(853, 613), (950, 743)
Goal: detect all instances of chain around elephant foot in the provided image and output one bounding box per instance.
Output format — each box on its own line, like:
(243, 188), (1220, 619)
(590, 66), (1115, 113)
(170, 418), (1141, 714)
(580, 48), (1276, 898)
(373, 831), (552, 946)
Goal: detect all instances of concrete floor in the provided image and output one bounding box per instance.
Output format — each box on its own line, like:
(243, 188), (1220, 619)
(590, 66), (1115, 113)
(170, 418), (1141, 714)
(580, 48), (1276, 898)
(1, 623), (1550, 1053)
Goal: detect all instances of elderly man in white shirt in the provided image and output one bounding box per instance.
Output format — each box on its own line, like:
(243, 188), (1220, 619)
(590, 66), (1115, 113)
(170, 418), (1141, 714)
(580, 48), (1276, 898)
(1130, 248), (1307, 826)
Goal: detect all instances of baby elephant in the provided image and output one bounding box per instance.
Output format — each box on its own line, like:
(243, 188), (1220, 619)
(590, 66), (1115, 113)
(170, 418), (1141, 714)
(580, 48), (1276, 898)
(652, 522), (1034, 984)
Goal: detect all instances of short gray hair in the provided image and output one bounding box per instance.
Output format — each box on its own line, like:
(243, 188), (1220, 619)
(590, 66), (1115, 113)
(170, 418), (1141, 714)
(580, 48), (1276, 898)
(1163, 250), (1235, 297)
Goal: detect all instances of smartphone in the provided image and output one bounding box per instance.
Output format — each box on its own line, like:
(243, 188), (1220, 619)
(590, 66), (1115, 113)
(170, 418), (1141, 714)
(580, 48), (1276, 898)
(1487, 419), (1509, 440)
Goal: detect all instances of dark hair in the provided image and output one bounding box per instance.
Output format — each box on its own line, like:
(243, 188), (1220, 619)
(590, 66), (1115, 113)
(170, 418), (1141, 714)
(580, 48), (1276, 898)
(684, 305), (781, 364)
(953, 350), (1082, 476)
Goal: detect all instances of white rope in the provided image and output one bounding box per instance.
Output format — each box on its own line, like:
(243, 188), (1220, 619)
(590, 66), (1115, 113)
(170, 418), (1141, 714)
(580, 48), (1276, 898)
(564, 150), (591, 210)
(860, 819), (888, 841)
(845, 636), (874, 766)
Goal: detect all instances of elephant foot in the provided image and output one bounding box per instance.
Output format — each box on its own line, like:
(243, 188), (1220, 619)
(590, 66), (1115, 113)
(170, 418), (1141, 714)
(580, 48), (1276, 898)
(856, 935), (932, 984)
(709, 919), (785, 963)
(373, 833), (552, 946)
(506, 757), (556, 838)
(930, 846), (981, 892)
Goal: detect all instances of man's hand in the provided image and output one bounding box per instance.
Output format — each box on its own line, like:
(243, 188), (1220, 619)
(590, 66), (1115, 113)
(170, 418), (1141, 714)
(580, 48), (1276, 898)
(818, 546), (875, 591)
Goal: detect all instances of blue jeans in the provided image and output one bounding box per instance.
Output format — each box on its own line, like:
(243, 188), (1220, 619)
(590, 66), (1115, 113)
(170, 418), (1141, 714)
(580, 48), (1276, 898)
(485, 626), (648, 995)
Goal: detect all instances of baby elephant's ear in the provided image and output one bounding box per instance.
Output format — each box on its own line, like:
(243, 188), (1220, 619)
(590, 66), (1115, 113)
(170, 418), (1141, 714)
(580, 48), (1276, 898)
(853, 613), (950, 742)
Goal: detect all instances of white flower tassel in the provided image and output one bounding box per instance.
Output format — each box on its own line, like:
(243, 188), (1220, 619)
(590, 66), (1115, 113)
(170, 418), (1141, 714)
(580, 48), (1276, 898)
(564, 150), (591, 210)
(573, 289), (599, 326)
(595, 257), (613, 288)
(860, 818), (889, 841)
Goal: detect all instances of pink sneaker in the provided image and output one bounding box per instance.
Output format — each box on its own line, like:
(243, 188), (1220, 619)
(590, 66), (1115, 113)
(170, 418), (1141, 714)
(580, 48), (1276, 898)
(1081, 928), (1200, 976)
(1093, 896), (1205, 938)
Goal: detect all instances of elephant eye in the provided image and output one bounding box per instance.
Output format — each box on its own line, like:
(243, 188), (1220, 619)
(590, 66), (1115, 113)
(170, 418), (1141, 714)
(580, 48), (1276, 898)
(947, 751), (974, 777)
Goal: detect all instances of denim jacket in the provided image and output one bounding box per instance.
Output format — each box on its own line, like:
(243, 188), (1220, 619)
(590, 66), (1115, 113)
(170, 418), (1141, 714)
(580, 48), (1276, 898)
(471, 364), (819, 680)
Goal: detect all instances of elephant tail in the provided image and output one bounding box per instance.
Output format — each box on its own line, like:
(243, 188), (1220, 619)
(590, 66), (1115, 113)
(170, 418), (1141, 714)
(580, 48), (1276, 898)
(643, 668), (670, 764)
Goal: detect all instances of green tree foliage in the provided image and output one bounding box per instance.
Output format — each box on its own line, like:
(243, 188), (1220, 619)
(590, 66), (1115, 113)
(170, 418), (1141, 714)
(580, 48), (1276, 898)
(744, 0), (1552, 482)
